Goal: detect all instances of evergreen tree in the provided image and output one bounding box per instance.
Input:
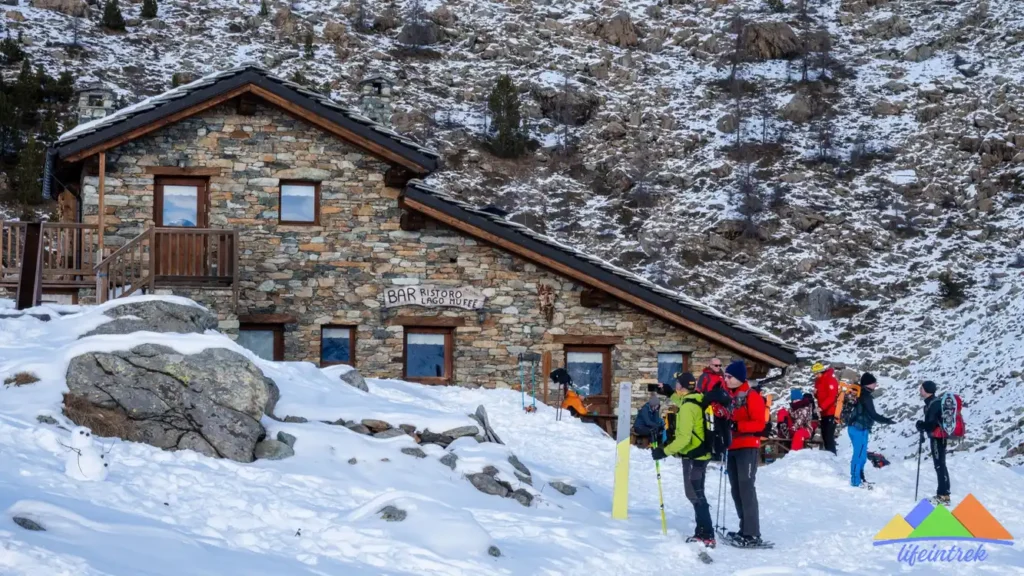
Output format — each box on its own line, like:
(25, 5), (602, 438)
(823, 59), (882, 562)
(259, 0), (269, 17)
(102, 0), (126, 31)
(1, 31), (25, 65)
(0, 92), (20, 159)
(141, 0), (158, 19)
(487, 74), (526, 158)
(12, 135), (45, 205)
(304, 31), (314, 59)
(14, 61), (39, 125)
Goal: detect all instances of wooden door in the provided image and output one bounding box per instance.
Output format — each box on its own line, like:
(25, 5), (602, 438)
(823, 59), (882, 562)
(154, 178), (208, 277)
(565, 346), (613, 415)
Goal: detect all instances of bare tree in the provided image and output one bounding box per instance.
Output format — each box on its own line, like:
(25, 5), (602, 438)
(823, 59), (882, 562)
(728, 9), (747, 85)
(736, 164), (764, 238)
(799, 26), (812, 82)
(756, 91), (775, 144)
(352, 0), (369, 32)
(812, 115), (836, 161)
(818, 28), (832, 79)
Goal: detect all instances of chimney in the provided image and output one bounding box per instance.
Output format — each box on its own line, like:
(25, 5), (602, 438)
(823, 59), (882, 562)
(76, 86), (116, 125)
(357, 76), (394, 126)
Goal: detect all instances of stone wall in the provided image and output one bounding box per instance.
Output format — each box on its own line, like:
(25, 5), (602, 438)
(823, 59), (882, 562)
(81, 99), (755, 414)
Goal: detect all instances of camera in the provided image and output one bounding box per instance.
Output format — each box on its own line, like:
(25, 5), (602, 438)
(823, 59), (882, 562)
(647, 383), (660, 392)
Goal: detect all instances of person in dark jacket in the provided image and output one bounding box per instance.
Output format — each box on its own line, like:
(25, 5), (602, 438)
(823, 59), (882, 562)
(847, 373), (894, 488)
(916, 381), (950, 504)
(633, 395), (665, 445)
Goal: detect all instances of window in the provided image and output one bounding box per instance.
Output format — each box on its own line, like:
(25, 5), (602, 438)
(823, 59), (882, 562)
(321, 325), (356, 366)
(657, 352), (689, 386)
(565, 346), (611, 400)
(87, 94), (104, 107)
(403, 327), (453, 384)
(155, 178), (207, 227)
(237, 323), (283, 361)
(279, 181), (320, 224)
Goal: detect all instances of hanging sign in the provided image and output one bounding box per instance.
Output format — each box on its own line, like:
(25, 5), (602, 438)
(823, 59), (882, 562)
(383, 285), (486, 310)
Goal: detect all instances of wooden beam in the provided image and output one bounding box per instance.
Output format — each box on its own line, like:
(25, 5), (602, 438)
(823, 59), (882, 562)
(402, 197), (788, 368)
(236, 93), (259, 116)
(237, 313), (297, 324)
(385, 166), (415, 188)
(62, 85), (255, 163)
(552, 335), (624, 346)
(144, 166), (223, 176)
(247, 85), (428, 174)
(97, 152), (105, 260)
(399, 210), (427, 231)
(389, 315), (466, 327)
(541, 351), (551, 405)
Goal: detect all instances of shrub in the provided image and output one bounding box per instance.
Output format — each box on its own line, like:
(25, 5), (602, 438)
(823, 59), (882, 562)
(937, 270), (970, 307)
(141, 0), (157, 19)
(4, 372), (40, 386)
(259, 0), (269, 17)
(102, 0), (126, 31)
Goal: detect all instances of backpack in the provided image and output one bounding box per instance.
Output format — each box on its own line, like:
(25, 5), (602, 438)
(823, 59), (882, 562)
(790, 396), (815, 431)
(678, 396), (713, 459)
(868, 451), (890, 469)
(837, 382), (861, 425)
(936, 392), (966, 438)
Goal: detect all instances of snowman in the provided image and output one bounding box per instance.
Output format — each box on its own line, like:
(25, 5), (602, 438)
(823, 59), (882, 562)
(64, 426), (109, 482)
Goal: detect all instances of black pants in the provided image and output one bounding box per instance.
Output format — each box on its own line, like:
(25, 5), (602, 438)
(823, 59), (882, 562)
(930, 437), (951, 497)
(683, 459), (713, 538)
(821, 416), (837, 454)
(727, 448), (760, 538)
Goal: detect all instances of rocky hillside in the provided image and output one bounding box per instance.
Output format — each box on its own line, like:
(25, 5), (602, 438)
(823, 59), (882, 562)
(3, 0), (1023, 461)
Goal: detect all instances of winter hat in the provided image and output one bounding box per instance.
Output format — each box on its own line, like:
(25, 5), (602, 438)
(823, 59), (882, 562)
(648, 395), (662, 410)
(860, 373), (878, 388)
(676, 371), (697, 390)
(790, 388), (804, 402)
(550, 368), (572, 386)
(725, 360), (748, 383)
(922, 380), (938, 395)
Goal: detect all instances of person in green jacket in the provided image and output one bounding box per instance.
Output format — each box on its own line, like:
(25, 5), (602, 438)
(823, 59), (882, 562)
(652, 371), (716, 548)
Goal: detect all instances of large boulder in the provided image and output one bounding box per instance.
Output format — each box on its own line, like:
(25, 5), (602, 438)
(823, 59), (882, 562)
(338, 368), (369, 392)
(531, 82), (601, 126)
(742, 22), (800, 61)
(30, 0), (86, 16)
(83, 301), (216, 338)
(599, 12), (638, 48)
(65, 344), (273, 463)
(780, 92), (813, 124)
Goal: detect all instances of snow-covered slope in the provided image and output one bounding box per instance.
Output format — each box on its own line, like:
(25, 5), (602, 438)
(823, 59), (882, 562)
(1, 297), (1023, 574)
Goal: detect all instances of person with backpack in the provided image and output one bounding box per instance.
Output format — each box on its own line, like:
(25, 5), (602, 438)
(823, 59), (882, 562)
(847, 373), (895, 489)
(633, 394), (666, 446)
(697, 358), (730, 460)
(651, 371), (720, 548)
(812, 362), (839, 454)
(723, 360), (767, 548)
(916, 381), (953, 505)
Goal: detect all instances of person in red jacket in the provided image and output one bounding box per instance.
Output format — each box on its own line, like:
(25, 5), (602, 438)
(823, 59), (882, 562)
(813, 363), (839, 454)
(723, 360), (767, 548)
(697, 358), (730, 460)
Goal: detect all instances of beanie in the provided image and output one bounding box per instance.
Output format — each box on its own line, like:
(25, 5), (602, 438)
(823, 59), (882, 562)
(790, 388), (804, 402)
(922, 381), (937, 395)
(648, 395), (661, 410)
(725, 360), (747, 383)
(860, 373), (877, 387)
(676, 371), (697, 390)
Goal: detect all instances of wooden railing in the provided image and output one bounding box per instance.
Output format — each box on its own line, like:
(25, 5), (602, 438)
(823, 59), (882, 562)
(95, 227), (239, 304)
(1, 221), (99, 287)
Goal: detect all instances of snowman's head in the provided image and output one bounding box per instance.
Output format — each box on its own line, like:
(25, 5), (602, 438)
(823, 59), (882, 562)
(70, 426), (95, 449)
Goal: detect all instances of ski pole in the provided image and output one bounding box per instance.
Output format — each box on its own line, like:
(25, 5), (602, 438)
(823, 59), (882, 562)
(914, 431), (924, 501)
(654, 443), (668, 535)
(519, 354), (525, 411)
(531, 359), (537, 412)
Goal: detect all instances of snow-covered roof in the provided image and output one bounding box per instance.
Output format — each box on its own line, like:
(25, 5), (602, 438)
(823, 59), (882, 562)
(403, 180), (798, 365)
(54, 64), (439, 170)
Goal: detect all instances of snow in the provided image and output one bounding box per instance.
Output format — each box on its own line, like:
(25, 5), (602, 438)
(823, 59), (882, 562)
(1, 296), (1023, 574)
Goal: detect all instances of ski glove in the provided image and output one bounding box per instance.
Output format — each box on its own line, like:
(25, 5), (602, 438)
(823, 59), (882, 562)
(915, 420), (927, 432)
(651, 447), (667, 461)
(729, 420), (739, 432)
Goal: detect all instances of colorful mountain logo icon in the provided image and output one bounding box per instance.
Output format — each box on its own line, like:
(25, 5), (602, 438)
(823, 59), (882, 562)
(874, 494), (1014, 546)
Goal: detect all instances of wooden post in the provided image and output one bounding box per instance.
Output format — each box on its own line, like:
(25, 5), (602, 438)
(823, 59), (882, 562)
(97, 151), (106, 259)
(541, 351), (551, 405)
(16, 222), (44, 310)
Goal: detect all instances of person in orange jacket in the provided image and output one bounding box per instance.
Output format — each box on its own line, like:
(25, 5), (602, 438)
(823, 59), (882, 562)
(723, 360), (767, 548)
(813, 363), (839, 454)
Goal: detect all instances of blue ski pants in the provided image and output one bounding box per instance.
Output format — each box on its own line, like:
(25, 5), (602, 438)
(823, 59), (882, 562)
(848, 426), (869, 487)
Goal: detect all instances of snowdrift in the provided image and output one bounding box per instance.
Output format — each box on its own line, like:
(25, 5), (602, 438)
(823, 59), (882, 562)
(1, 296), (1022, 574)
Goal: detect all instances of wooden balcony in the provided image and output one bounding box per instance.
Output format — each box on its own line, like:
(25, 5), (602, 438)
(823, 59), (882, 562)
(2, 222), (238, 307)
(95, 228), (239, 304)
(1, 221), (100, 289)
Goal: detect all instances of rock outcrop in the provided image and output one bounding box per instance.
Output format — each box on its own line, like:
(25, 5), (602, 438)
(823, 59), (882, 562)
(83, 300), (216, 338)
(599, 12), (638, 48)
(742, 22), (800, 61)
(65, 344), (273, 462)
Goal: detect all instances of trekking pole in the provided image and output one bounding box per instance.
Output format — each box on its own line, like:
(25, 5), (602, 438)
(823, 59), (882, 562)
(716, 448), (729, 536)
(653, 443), (668, 535)
(519, 354), (525, 411)
(531, 359), (537, 412)
(914, 431), (924, 501)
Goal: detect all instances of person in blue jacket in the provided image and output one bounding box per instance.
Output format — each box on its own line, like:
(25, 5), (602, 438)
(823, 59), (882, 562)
(633, 395), (665, 445)
(847, 373), (894, 488)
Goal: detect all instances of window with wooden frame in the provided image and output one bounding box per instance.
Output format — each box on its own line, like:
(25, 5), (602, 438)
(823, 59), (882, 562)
(155, 177), (208, 228)
(565, 345), (612, 414)
(279, 181), (320, 225)
(657, 352), (690, 386)
(403, 327), (454, 385)
(321, 325), (357, 366)
(237, 323), (284, 361)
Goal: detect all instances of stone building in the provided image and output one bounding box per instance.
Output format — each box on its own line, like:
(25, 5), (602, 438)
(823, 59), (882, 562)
(357, 76), (394, 126)
(41, 65), (796, 416)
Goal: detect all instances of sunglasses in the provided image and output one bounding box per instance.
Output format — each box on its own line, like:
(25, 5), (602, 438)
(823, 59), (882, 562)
(711, 364), (722, 368)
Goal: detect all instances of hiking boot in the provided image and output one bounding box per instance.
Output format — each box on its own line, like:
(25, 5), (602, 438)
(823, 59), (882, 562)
(699, 537), (717, 549)
(931, 495), (951, 506)
(736, 535), (765, 548)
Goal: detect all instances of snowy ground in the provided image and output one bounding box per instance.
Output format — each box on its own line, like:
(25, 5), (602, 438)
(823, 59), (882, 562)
(1, 297), (1023, 574)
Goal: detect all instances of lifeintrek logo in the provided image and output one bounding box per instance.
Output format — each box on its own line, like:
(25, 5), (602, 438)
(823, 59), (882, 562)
(874, 494), (1013, 567)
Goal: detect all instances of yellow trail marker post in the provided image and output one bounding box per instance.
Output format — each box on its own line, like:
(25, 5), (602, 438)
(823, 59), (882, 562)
(611, 381), (632, 520)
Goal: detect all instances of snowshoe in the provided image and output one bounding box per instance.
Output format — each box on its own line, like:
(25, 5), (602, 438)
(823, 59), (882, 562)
(718, 530), (774, 549)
